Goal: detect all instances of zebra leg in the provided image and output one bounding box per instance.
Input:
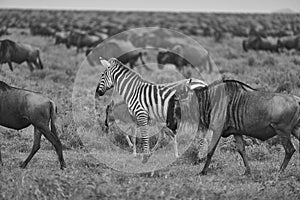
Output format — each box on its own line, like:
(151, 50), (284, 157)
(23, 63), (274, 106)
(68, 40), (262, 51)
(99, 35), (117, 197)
(234, 135), (251, 175)
(137, 116), (151, 163)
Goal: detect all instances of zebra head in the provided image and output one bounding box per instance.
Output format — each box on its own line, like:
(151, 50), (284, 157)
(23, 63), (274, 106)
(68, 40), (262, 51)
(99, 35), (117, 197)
(95, 58), (118, 96)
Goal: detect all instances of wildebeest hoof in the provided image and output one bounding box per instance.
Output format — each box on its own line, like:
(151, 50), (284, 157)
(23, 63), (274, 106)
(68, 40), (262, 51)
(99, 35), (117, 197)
(19, 162), (27, 169)
(60, 162), (67, 170)
(198, 170), (207, 176)
(243, 170), (251, 176)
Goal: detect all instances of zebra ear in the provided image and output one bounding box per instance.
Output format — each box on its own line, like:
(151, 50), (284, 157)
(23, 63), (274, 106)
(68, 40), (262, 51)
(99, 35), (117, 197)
(99, 57), (110, 68)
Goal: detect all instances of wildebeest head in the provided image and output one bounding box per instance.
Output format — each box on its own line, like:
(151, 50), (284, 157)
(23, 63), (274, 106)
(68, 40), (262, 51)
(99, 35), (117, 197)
(157, 50), (177, 69)
(0, 39), (15, 62)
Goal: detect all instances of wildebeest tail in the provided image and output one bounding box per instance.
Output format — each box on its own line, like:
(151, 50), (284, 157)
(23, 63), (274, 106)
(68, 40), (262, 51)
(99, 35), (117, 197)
(37, 50), (44, 69)
(50, 100), (58, 136)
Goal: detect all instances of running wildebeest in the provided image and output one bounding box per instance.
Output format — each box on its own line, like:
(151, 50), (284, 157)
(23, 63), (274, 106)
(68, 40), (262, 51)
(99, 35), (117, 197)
(185, 79), (300, 175)
(0, 39), (44, 71)
(242, 35), (278, 52)
(0, 81), (66, 169)
(277, 35), (300, 51)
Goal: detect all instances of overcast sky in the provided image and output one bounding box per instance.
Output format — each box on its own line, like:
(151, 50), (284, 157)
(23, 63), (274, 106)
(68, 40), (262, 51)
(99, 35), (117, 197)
(1, 0), (299, 13)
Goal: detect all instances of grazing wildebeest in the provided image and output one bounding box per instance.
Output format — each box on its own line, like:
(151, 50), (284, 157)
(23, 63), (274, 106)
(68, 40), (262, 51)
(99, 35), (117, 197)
(187, 79), (300, 175)
(157, 45), (215, 77)
(277, 35), (300, 51)
(0, 81), (66, 169)
(242, 36), (278, 52)
(0, 39), (44, 71)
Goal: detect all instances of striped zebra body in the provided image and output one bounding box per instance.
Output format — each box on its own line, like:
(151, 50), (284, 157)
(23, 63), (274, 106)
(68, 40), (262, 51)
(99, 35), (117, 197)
(96, 57), (206, 163)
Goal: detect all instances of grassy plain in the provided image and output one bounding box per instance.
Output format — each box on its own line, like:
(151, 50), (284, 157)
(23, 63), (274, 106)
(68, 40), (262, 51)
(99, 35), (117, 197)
(0, 24), (300, 199)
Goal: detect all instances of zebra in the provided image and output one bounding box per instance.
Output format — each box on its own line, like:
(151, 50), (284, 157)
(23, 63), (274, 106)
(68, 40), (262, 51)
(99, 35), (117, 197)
(95, 57), (207, 163)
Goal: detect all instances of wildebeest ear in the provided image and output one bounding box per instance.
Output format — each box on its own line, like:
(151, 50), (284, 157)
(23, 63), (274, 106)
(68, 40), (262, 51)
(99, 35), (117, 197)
(99, 57), (110, 68)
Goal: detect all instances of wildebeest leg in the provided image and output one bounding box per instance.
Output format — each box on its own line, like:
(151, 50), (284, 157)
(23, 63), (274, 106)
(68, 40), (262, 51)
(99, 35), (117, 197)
(8, 62), (13, 71)
(200, 129), (222, 175)
(277, 131), (296, 173)
(26, 61), (34, 72)
(20, 127), (41, 168)
(276, 129), (295, 173)
(37, 125), (66, 169)
(131, 126), (137, 157)
(234, 135), (251, 175)
(0, 148), (3, 166)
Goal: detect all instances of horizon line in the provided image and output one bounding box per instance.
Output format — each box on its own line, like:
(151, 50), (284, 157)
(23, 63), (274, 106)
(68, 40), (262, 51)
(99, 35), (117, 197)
(1, 6), (299, 14)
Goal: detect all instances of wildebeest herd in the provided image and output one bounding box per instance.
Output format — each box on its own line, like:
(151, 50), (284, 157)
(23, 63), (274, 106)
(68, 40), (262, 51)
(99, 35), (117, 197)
(0, 12), (300, 178)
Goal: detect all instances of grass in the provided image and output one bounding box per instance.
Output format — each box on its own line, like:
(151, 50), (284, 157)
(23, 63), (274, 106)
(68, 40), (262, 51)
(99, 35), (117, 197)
(0, 25), (300, 199)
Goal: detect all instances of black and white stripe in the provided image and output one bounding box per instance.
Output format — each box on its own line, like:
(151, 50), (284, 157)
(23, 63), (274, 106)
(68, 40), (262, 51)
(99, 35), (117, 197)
(96, 57), (207, 163)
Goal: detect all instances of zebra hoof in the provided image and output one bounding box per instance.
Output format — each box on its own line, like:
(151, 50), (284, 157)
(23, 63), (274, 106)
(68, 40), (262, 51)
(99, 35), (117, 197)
(142, 154), (151, 164)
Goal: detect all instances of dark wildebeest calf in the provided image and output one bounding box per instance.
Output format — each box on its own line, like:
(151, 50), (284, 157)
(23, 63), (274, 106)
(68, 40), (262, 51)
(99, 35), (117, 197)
(187, 79), (300, 175)
(0, 39), (44, 72)
(0, 81), (66, 169)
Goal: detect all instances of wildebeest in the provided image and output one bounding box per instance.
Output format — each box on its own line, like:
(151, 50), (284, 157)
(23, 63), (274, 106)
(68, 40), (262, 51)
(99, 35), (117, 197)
(242, 36), (278, 52)
(157, 45), (215, 77)
(66, 30), (103, 53)
(30, 23), (55, 37)
(277, 35), (300, 51)
(188, 79), (300, 175)
(104, 100), (137, 156)
(0, 26), (9, 37)
(54, 31), (69, 45)
(0, 81), (66, 169)
(0, 39), (44, 71)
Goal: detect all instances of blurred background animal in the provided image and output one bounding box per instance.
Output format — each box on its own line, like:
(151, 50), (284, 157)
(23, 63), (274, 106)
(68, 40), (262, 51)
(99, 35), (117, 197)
(0, 39), (44, 71)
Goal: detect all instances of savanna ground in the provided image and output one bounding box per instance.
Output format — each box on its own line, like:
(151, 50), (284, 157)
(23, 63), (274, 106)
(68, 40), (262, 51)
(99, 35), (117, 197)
(1, 15), (300, 200)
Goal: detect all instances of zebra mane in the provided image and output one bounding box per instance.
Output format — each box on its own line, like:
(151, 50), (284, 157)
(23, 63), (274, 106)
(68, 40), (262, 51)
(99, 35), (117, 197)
(110, 58), (153, 84)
